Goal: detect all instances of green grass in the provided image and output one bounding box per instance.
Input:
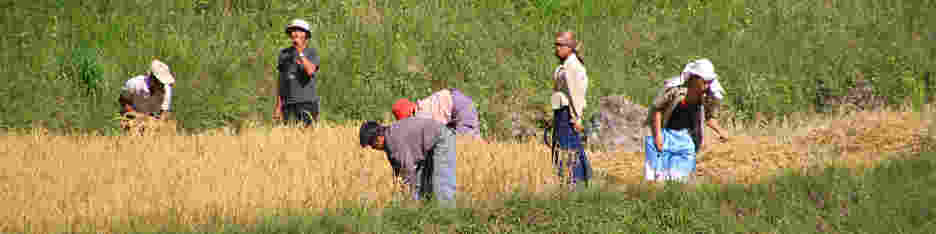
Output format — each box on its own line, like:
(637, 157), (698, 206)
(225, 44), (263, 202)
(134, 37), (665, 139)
(1, 0), (934, 137)
(96, 152), (936, 233)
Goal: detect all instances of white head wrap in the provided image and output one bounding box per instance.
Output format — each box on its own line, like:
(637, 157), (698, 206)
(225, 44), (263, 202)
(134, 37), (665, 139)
(662, 58), (725, 100)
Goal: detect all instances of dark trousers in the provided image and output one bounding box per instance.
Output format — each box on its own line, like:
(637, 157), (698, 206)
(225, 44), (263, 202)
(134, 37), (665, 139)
(283, 102), (319, 126)
(552, 106), (592, 186)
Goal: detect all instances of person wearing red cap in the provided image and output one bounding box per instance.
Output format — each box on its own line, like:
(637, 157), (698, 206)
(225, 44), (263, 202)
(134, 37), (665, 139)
(392, 89), (482, 139)
(391, 98), (417, 121)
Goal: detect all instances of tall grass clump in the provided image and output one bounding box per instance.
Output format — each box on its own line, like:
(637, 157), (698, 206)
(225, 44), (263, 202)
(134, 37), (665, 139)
(58, 42), (103, 98)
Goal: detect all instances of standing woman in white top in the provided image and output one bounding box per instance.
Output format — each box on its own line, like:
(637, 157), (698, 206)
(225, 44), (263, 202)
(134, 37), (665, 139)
(550, 31), (591, 187)
(117, 60), (175, 127)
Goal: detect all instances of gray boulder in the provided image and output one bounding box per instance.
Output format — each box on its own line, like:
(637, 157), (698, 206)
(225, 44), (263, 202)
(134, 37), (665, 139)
(596, 95), (649, 152)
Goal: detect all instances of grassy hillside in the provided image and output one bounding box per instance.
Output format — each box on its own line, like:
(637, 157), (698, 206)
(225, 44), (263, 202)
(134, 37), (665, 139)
(1, 0), (933, 137)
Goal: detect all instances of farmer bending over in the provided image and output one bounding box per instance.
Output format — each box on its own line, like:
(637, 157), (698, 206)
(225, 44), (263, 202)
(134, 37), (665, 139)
(359, 118), (457, 207)
(118, 59), (175, 131)
(391, 88), (483, 140)
(645, 58), (730, 183)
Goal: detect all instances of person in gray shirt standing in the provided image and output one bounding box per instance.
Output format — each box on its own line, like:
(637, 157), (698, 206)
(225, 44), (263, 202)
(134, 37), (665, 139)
(274, 19), (321, 126)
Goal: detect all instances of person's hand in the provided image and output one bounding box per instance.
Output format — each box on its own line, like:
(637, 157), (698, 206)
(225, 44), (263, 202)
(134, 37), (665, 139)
(718, 135), (733, 143)
(124, 111), (142, 119)
(294, 41), (307, 65)
(273, 108), (283, 121)
(654, 134), (664, 152)
(573, 122), (585, 133)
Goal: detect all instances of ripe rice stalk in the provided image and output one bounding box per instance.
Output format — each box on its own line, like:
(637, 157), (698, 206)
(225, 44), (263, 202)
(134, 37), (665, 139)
(0, 123), (556, 233)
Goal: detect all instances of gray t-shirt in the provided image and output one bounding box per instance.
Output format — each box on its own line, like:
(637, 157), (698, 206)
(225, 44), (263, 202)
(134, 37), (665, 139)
(278, 47), (321, 105)
(383, 117), (446, 184)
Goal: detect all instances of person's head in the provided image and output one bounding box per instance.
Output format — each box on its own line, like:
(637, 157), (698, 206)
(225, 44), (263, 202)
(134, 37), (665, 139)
(554, 31), (577, 61)
(686, 74), (714, 96)
(682, 59), (718, 96)
(285, 19), (312, 46)
(359, 121), (387, 150)
(391, 98), (417, 120)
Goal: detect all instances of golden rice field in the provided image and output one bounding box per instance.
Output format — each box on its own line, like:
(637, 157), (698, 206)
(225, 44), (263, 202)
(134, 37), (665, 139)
(1, 110), (932, 233)
(0, 122), (558, 233)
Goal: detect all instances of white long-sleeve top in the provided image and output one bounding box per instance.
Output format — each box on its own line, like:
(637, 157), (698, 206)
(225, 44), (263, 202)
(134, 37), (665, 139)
(121, 75), (173, 111)
(551, 54), (588, 125)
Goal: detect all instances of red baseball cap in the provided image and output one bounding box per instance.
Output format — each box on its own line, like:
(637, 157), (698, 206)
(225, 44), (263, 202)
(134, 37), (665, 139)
(391, 98), (416, 120)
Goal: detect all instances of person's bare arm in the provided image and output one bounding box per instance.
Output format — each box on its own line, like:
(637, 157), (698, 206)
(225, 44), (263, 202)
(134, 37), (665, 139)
(273, 70), (283, 120)
(704, 98), (730, 141)
(653, 111), (664, 151)
(273, 95), (283, 120)
(706, 118), (730, 141)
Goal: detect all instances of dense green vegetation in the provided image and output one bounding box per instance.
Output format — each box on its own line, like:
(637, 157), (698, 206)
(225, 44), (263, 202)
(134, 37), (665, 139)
(100, 152), (936, 233)
(1, 0), (933, 137)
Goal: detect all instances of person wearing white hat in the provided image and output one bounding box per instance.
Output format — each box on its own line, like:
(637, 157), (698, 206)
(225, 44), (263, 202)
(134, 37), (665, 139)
(643, 58), (731, 183)
(118, 59), (175, 122)
(274, 19), (321, 127)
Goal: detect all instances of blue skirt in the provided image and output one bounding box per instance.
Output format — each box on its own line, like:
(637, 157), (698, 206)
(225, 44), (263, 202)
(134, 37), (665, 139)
(553, 106), (591, 185)
(644, 128), (697, 182)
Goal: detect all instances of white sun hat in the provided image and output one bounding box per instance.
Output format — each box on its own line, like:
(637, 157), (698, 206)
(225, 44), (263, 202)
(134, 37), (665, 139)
(682, 58), (718, 81)
(662, 58), (725, 99)
(150, 59), (175, 84)
(285, 19), (311, 34)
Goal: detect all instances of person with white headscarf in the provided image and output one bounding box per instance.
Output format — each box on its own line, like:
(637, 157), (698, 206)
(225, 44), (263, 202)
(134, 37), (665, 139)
(643, 58), (731, 183)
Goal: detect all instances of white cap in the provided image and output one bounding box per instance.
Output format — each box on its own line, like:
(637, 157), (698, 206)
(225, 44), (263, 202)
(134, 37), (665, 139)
(682, 58), (718, 81)
(150, 59), (175, 84)
(285, 19), (311, 34)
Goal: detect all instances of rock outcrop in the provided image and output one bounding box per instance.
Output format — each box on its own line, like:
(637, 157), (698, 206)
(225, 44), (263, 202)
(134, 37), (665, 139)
(595, 95), (649, 152)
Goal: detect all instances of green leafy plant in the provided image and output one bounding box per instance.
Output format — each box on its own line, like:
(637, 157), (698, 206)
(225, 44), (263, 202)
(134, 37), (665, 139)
(59, 43), (103, 98)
